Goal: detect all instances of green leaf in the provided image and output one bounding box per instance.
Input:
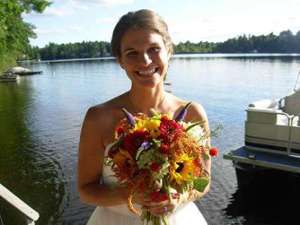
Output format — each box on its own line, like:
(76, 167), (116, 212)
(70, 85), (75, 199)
(202, 152), (210, 161)
(137, 149), (155, 169)
(193, 177), (209, 192)
(185, 121), (202, 132)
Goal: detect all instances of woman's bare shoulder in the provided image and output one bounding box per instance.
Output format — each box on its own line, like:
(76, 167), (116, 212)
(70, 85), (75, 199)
(168, 94), (208, 123)
(82, 93), (128, 144)
(85, 93), (127, 121)
(187, 102), (208, 122)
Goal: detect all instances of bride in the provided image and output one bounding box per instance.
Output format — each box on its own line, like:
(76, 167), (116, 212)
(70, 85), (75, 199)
(77, 9), (211, 225)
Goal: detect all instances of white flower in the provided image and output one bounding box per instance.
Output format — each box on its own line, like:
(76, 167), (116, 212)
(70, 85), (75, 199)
(185, 122), (207, 145)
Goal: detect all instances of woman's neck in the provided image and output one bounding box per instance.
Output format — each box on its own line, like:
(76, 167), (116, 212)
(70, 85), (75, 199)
(127, 85), (167, 114)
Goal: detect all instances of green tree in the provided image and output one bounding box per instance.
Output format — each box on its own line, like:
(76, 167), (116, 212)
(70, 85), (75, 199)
(278, 30), (294, 52)
(0, 0), (51, 73)
(30, 29), (300, 60)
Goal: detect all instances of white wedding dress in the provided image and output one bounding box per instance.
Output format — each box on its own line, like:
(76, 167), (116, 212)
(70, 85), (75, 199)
(86, 144), (208, 225)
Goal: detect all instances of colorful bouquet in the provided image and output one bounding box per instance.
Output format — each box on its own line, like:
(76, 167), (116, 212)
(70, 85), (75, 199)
(104, 103), (218, 225)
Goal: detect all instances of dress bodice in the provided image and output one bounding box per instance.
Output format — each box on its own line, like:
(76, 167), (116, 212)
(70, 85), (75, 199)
(102, 143), (119, 184)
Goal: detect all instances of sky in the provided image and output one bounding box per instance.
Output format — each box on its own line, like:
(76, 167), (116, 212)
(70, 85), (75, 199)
(23, 0), (300, 48)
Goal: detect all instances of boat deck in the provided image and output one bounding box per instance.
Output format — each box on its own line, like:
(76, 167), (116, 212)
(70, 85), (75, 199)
(224, 147), (300, 173)
(17, 71), (42, 76)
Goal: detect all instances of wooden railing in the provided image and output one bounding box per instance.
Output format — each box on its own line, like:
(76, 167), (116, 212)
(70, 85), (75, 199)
(0, 183), (39, 225)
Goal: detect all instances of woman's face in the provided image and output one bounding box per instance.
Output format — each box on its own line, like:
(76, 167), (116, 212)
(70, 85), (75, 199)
(118, 28), (171, 89)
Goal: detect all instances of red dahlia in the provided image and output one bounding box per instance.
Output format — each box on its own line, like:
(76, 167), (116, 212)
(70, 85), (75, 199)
(123, 130), (149, 156)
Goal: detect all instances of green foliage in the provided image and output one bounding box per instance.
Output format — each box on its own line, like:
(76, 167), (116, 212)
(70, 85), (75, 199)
(37, 41), (111, 60)
(0, 0), (51, 73)
(215, 30), (300, 53)
(173, 30), (300, 54)
(193, 177), (209, 192)
(174, 41), (215, 53)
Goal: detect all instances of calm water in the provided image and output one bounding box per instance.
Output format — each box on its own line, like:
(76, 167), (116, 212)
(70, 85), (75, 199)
(1, 54), (300, 225)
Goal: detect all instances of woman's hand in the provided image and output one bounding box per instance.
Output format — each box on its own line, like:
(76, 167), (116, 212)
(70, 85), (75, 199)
(131, 192), (152, 206)
(144, 200), (176, 216)
(142, 187), (208, 216)
(142, 193), (181, 216)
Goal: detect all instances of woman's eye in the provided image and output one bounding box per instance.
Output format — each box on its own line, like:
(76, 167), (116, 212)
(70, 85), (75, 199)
(149, 47), (160, 53)
(126, 51), (137, 57)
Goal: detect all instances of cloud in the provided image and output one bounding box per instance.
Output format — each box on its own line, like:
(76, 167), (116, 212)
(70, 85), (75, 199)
(72, 0), (135, 7)
(68, 26), (83, 32)
(35, 28), (65, 35)
(44, 7), (74, 16)
(96, 17), (118, 24)
(35, 25), (83, 36)
(168, 13), (300, 43)
(25, 3), (75, 18)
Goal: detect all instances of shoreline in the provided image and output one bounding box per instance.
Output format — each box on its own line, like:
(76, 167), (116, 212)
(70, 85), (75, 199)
(18, 53), (300, 64)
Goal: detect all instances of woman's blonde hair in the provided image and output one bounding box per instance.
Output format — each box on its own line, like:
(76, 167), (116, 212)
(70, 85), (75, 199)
(111, 9), (173, 58)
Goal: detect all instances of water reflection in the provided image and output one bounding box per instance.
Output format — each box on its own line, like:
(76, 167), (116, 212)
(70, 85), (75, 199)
(0, 81), (66, 225)
(225, 170), (300, 225)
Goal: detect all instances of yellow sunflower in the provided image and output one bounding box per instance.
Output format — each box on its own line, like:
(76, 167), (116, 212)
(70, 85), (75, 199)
(170, 153), (197, 184)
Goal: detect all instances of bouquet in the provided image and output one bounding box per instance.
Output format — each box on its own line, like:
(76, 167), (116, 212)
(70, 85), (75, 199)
(104, 103), (218, 225)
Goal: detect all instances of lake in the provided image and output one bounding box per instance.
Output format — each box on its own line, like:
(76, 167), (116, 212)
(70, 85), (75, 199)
(1, 54), (300, 225)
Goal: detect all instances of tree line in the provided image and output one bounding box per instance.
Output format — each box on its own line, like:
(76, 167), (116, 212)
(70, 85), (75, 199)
(174, 30), (300, 54)
(27, 30), (300, 61)
(214, 30), (300, 53)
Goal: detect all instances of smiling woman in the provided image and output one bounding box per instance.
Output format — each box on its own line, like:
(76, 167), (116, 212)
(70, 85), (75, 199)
(118, 29), (170, 89)
(77, 9), (211, 225)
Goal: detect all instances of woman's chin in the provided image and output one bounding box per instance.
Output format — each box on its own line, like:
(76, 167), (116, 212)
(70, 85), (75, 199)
(136, 80), (161, 88)
(132, 74), (163, 88)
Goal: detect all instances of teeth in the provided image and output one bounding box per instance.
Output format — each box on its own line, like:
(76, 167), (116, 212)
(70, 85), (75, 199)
(138, 68), (156, 75)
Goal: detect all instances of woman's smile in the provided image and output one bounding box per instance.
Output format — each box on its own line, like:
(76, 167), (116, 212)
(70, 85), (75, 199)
(136, 67), (159, 76)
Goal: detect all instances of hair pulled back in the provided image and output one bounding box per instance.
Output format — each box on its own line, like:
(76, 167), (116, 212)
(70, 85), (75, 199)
(111, 9), (173, 58)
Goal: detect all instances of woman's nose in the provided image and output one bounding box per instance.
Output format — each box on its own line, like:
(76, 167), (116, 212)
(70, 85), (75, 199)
(139, 53), (152, 65)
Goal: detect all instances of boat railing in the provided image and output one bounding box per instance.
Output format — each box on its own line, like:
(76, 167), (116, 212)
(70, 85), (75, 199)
(293, 70), (300, 92)
(0, 183), (39, 225)
(289, 113), (300, 157)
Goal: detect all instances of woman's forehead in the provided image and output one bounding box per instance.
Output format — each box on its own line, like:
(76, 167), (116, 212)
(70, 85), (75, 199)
(120, 29), (165, 51)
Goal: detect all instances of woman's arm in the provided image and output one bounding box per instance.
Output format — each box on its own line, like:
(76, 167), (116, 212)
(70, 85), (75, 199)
(77, 106), (129, 207)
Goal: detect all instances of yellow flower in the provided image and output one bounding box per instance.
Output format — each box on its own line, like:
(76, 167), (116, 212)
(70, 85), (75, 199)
(170, 154), (196, 184)
(134, 118), (161, 137)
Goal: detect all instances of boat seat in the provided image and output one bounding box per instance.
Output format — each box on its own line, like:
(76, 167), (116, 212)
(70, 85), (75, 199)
(247, 98), (300, 126)
(247, 99), (280, 124)
(280, 88), (300, 116)
(248, 99), (278, 109)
